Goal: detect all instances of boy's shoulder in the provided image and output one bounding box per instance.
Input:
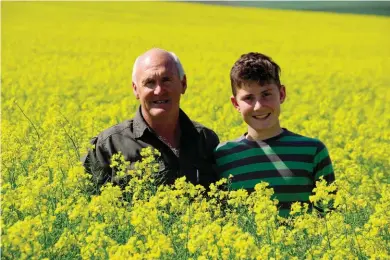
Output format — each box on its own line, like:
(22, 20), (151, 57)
(214, 129), (328, 154)
(215, 135), (246, 152)
(282, 129), (327, 149)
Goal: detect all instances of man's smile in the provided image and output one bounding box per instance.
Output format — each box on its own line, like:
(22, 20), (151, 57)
(152, 99), (169, 104)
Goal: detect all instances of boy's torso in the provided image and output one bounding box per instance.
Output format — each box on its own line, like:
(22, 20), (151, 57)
(214, 129), (333, 216)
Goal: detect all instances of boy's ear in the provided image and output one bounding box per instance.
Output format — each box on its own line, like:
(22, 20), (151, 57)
(279, 85), (286, 103)
(230, 95), (240, 111)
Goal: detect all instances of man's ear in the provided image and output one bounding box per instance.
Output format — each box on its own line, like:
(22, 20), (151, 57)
(230, 95), (240, 112)
(279, 85), (286, 104)
(181, 75), (187, 94)
(132, 82), (139, 99)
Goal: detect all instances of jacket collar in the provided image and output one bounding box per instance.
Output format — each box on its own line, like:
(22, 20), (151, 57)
(133, 106), (198, 139)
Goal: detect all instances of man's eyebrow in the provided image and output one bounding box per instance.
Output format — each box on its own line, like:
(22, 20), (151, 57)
(142, 77), (154, 84)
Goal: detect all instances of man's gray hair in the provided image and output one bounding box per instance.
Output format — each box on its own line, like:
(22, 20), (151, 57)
(132, 50), (185, 83)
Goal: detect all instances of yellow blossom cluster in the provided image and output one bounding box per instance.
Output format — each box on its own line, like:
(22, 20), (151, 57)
(2, 1), (389, 259)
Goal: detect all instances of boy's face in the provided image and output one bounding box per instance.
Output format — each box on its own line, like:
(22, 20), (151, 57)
(231, 82), (286, 136)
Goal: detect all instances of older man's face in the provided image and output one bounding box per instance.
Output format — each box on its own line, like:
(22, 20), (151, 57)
(132, 53), (186, 122)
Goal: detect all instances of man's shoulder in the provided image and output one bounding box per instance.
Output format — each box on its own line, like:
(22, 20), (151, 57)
(191, 120), (216, 135)
(96, 119), (134, 143)
(189, 120), (219, 143)
(179, 109), (217, 137)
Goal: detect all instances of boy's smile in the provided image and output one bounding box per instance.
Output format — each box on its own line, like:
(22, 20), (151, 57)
(231, 82), (286, 140)
(253, 113), (271, 119)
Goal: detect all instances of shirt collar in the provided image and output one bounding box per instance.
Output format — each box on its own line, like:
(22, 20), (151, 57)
(241, 128), (289, 144)
(133, 106), (150, 139)
(133, 106), (198, 139)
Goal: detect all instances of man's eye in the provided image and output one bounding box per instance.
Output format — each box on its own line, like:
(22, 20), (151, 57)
(162, 77), (171, 82)
(144, 81), (155, 88)
(262, 92), (271, 97)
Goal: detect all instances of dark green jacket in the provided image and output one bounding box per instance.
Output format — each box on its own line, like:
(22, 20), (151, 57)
(83, 107), (219, 190)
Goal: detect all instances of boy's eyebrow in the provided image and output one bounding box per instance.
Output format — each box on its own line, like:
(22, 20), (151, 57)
(259, 86), (274, 92)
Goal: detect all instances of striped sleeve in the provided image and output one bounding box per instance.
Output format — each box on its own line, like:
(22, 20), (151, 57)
(313, 141), (335, 184)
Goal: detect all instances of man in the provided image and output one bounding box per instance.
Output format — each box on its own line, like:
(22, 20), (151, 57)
(83, 48), (219, 191)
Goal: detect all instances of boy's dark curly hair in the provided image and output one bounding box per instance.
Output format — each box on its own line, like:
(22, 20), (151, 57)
(230, 52), (281, 96)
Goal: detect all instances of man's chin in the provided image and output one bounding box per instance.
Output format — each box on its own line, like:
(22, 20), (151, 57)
(149, 108), (175, 119)
(143, 105), (180, 120)
(150, 107), (169, 114)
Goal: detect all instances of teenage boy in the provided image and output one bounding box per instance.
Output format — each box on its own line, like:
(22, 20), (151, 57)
(214, 52), (335, 217)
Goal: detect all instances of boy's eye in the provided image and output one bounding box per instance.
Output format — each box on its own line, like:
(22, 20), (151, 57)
(243, 95), (253, 101)
(262, 92), (271, 97)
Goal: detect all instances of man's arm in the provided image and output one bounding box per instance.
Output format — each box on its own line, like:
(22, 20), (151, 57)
(202, 128), (220, 184)
(82, 137), (112, 193)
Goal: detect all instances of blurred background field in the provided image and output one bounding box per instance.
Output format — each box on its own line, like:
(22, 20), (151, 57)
(199, 1), (390, 16)
(3, 1), (389, 141)
(2, 1), (390, 259)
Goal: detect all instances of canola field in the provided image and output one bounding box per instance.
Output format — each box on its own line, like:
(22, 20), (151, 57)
(2, 2), (390, 259)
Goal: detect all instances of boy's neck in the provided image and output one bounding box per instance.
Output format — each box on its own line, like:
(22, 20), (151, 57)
(246, 126), (284, 141)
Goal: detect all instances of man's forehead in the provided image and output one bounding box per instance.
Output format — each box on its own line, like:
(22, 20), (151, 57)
(141, 66), (172, 80)
(142, 55), (174, 68)
(136, 53), (177, 78)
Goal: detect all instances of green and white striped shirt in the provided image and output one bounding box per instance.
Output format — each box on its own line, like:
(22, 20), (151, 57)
(214, 129), (335, 217)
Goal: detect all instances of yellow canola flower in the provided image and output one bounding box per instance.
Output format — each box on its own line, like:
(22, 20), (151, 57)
(1, 1), (389, 259)
(80, 223), (117, 260)
(2, 216), (48, 259)
(109, 232), (173, 259)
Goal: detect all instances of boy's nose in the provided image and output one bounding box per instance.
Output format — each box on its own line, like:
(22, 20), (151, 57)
(254, 100), (263, 110)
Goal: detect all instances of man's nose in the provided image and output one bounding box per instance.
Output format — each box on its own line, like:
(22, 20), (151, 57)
(153, 84), (165, 95)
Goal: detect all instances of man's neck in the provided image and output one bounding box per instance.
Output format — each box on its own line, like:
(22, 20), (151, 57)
(142, 109), (181, 147)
